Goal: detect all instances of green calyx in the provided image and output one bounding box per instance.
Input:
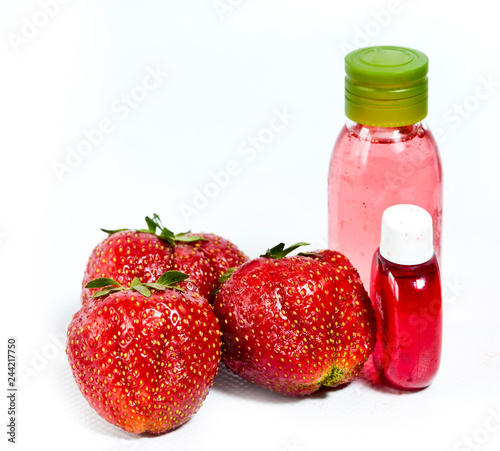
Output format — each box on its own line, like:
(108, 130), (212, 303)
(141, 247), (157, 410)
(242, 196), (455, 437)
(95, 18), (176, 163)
(101, 214), (207, 246)
(218, 267), (237, 284)
(261, 242), (309, 259)
(320, 365), (345, 387)
(212, 267), (237, 296)
(85, 270), (190, 299)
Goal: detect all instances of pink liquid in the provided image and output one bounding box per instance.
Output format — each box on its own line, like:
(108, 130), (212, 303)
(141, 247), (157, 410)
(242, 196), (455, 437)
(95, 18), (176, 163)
(328, 121), (442, 286)
(370, 251), (442, 390)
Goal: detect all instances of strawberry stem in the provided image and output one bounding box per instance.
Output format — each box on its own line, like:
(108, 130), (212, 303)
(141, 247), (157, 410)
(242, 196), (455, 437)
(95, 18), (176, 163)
(261, 242), (310, 259)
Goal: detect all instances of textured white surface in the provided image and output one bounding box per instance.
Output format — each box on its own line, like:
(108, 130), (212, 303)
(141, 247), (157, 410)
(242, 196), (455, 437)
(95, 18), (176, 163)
(1, 1), (499, 450)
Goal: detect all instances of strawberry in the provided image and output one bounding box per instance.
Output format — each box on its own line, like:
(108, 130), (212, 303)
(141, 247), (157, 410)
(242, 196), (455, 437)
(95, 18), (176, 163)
(81, 214), (248, 304)
(213, 243), (377, 396)
(67, 271), (221, 434)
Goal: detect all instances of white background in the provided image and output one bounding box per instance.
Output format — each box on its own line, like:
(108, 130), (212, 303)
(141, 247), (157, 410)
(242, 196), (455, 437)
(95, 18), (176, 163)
(1, 1), (499, 450)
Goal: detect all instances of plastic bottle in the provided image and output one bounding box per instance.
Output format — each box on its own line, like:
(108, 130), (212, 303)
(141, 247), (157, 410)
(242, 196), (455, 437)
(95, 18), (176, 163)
(370, 204), (442, 390)
(328, 46), (443, 286)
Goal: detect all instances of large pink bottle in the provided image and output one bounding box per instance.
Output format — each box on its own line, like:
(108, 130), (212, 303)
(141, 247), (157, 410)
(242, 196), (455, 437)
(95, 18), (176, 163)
(328, 46), (442, 285)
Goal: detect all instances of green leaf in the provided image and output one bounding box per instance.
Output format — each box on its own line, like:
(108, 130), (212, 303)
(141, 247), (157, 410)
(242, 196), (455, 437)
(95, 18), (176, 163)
(174, 233), (207, 243)
(261, 242), (310, 259)
(130, 277), (141, 287)
(213, 267), (237, 296)
(152, 213), (164, 229)
(132, 284), (151, 298)
(101, 228), (129, 235)
(144, 216), (157, 234)
(159, 227), (175, 238)
(157, 227), (176, 245)
(147, 283), (186, 293)
(263, 242), (284, 258)
(142, 282), (167, 291)
(218, 267), (236, 284)
(156, 270), (189, 286)
(91, 287), (122, 298)
(284, 242), (310, 253)
(85, 278), (121, 289)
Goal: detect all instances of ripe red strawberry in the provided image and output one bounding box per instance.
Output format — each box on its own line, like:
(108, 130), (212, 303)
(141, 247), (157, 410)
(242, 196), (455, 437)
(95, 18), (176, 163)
(213, 243), (377, 396)
(81, 215), (248, 304)
(67, 271), (221, 434)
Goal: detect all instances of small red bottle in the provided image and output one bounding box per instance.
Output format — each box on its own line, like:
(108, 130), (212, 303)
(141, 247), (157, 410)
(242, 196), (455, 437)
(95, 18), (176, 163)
(370, 204), (442, 390)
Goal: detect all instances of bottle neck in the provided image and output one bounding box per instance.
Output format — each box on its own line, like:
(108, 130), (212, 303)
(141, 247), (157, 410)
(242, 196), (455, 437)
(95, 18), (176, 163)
(345, 119), (425, 144)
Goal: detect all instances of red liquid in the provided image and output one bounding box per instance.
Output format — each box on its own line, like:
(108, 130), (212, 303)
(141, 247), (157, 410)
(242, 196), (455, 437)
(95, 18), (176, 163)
(370, 251), (442, 390)
(328, 121), (442, 286)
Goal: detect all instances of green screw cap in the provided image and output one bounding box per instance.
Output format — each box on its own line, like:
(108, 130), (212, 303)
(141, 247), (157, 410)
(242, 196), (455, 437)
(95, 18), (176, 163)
(345, 46), (429, 127)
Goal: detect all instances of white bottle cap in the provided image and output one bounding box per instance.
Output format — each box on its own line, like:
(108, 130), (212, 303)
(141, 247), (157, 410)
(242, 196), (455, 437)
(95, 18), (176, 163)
(380, 204), (434, 265)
